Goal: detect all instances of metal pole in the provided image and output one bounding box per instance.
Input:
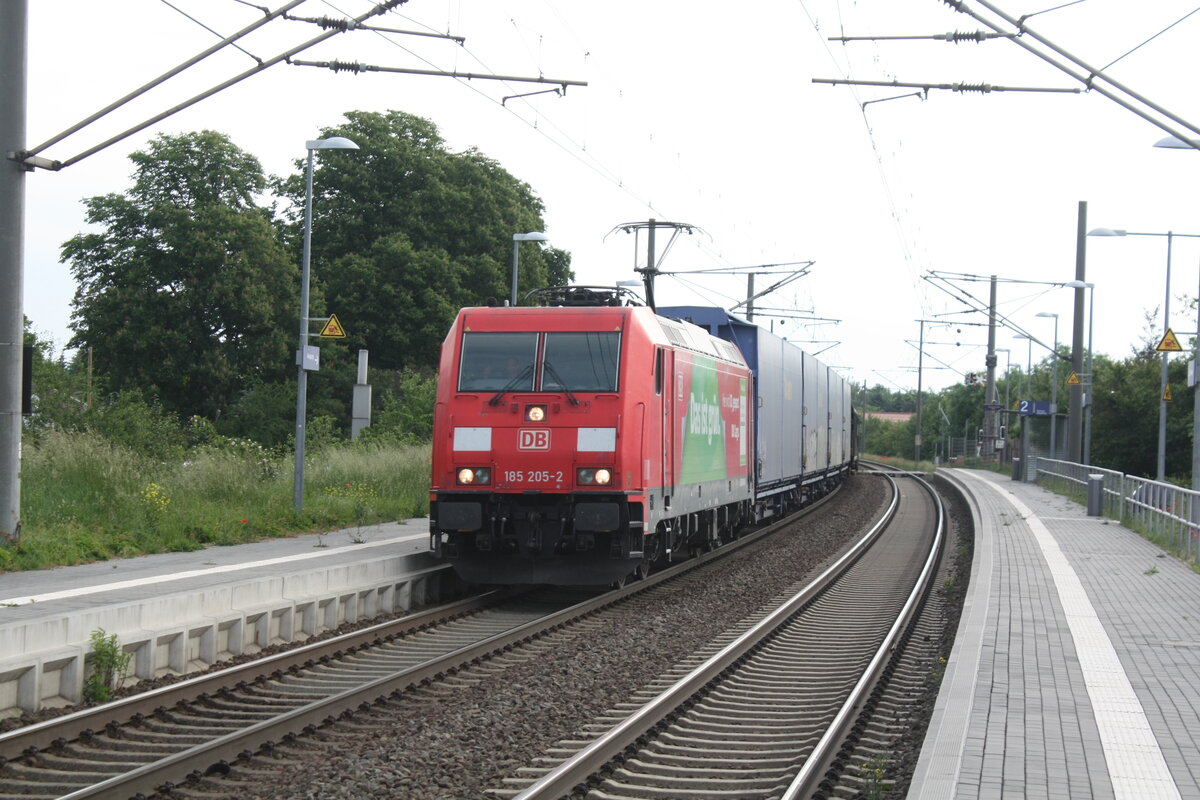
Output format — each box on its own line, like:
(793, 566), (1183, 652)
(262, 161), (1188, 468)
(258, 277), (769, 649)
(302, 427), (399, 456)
(1002, 351), (1010, 412)
(1026, 337), (1032, 398)
(510, 239), (520, 306)
(1050, 316), (1059, 459)
(1158, 233), (1172, 481)
(293, 147), (315, 512)
(644, 219), (657, 312)
(984, 276), (998, 459)
(916, 320), (924, 462)
(1024, 336), (1031, 477)
(0, 1), (27, 545)
(1195, 263), (1200, 490)
(1066, 201), (1086, 462)
(1084, 286), (1094, 465)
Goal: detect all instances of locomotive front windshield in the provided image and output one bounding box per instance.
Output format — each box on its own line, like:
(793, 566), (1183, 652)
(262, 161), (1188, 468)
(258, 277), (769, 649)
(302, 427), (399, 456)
(458, 331), (620, 392)
(458, 332), (538, 391)
(542, 332), (619, 391)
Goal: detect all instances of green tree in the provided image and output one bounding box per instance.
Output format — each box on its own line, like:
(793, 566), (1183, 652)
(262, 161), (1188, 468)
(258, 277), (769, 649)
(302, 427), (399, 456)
(63, 131), (296, 420)
(1089, 352), (1192, 478)
(278, 110), (573, 371)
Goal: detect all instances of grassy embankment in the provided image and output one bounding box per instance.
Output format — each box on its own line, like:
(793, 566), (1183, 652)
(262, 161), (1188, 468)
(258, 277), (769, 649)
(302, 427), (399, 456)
(3, 429), (431, 573)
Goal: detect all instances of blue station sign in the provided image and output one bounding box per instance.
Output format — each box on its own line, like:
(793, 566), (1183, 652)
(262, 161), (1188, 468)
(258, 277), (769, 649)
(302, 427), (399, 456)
(1017, 400), (1051, 417)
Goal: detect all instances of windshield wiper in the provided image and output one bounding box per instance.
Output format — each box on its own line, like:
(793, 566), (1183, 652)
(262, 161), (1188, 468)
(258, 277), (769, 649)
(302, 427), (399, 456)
(488, 363), (535, 406)
(542, 360), (581, 406)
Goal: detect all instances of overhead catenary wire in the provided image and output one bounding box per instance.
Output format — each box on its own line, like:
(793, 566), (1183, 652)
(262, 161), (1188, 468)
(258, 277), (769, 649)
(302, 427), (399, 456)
(942, 0), (1200, 146)
(20, 0), (412, 170)
(1098, 6), (1200, 71)
(158, 0), (266, 63)
(22, 0), (309, 163)
(797, 0), (936, 366)
(814, 77), (1081, 93)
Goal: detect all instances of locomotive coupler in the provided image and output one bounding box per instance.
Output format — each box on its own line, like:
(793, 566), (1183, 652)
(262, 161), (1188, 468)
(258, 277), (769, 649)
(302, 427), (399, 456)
(528, 511), (543, 552)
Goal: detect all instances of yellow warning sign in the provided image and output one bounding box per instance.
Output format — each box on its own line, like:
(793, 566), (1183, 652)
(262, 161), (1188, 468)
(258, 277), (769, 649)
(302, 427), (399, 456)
(319, 313), (347, 339)
(1156, 328), (1183, 352)
(1164, 383), (1174, 402)
(1066, 372), (1081, 386)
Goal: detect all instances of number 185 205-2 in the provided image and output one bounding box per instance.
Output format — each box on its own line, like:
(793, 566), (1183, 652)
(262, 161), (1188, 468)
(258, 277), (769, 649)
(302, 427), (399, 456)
(504, 470), (563, 483)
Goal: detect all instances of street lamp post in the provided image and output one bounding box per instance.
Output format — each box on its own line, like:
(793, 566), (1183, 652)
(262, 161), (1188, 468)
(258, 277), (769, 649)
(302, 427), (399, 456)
(294, 136), (359, 513)
(995, 348), (1012, 411)
(1036, 312), (1060, 459)
(1155, 136), (1200, 491)
(511, 232), (548, 306)
(1088, 227), (1200, 481)
(1014, 334), (1032, 398)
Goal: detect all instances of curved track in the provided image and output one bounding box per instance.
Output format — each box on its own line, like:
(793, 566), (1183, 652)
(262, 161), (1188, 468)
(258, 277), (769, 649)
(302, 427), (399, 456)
(493, 471), (943, 800)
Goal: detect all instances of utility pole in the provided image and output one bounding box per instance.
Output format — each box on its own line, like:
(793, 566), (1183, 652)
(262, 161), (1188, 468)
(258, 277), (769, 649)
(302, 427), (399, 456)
(915, 320), (924, 462)
(643, 220), (656, 311)
(1066, 201), (1086, 462)
(0, 2), (27, 546)
(984, 275), (998, 460)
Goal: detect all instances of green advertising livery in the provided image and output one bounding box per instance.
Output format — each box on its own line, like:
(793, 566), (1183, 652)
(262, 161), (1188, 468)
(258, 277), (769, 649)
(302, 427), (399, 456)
(679, 354), (747, 484)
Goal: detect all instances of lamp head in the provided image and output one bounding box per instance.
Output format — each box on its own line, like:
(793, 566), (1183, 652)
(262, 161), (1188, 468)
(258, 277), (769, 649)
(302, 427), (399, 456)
(307, 136), (359, 151)
(1087, 227), (1126, 237)
(513, 231), (549, 242)
(1064, 280), (1093, 289)
(1035, 312), (1058, 319)
(1154, 135), (1200, 150)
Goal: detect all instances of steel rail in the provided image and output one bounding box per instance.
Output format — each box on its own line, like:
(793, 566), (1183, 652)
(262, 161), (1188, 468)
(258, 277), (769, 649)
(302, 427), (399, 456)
(4, 487), (846, 799)
(782, 470), (945, 798)
(0, 587), (517, 759)
(510, 473), (902, 800)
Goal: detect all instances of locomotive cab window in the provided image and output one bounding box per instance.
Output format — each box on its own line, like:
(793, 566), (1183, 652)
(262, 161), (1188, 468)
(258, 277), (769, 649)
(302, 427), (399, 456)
(541, 332), (620, 392)
(458, 332), (538, 391)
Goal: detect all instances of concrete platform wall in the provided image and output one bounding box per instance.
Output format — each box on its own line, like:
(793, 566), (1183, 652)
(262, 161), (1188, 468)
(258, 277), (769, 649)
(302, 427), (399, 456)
(0, 552), (465, 717)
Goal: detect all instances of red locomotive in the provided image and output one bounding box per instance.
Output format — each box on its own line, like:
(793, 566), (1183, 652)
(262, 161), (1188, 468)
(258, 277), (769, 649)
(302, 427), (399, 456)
(429, 288), (855, 586)
(429, 289), (754, 585)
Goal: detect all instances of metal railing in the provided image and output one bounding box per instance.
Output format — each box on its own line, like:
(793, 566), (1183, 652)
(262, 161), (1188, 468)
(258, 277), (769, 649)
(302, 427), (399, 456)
(1034, 458), (1199, 562)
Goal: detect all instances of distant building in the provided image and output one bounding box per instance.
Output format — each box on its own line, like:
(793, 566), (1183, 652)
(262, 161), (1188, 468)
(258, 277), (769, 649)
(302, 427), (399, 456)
(865, 411), (915, 424)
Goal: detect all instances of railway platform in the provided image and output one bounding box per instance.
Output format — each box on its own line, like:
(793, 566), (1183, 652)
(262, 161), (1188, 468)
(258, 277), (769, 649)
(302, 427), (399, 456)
(0, 518), (464, 717)
(909, 467), (1200, 800)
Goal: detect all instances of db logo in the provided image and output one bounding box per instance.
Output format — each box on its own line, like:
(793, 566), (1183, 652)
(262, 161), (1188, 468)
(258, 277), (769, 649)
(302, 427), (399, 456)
(518, 429), (551, 450)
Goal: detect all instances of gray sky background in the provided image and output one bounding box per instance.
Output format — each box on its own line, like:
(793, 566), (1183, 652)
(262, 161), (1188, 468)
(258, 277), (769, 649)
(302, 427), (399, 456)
(21, 0), (1200, 395)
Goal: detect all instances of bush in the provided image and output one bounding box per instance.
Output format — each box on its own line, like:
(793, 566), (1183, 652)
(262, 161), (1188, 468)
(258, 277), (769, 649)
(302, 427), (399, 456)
(83, 629), (132, 703)
(358, 368), (437, 445)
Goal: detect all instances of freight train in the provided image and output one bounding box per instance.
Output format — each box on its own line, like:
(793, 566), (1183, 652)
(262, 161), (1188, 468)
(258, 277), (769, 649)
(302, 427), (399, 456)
(428, 286), (857, 586)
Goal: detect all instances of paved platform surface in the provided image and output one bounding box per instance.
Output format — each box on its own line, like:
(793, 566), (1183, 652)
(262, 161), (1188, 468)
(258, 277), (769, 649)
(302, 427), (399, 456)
(908, 468), (1200, 800)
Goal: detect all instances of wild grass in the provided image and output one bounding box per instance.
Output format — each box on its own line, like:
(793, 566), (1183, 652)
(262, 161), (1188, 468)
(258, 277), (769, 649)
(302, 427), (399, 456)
(862, 453), (935, 474)
(3, 429), (430, 572)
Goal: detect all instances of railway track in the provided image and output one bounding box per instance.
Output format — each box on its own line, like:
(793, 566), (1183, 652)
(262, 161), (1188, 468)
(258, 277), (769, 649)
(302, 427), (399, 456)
(489, 469), (943, 800)
(0, 481), (864, 800)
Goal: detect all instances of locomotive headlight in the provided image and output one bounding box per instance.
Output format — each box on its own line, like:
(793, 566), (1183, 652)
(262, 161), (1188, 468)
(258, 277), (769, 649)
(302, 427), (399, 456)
(525, 404), (547, 422)
(577, 468), (612, 486)
(457, 467), (491, 486)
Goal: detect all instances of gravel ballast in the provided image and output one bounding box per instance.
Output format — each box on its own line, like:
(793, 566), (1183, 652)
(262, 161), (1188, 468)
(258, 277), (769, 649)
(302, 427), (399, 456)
(166, 474), (905, 800)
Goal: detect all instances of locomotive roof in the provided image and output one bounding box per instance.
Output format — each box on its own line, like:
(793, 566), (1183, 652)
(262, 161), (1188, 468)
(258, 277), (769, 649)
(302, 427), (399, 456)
(453, 305), (746, 366)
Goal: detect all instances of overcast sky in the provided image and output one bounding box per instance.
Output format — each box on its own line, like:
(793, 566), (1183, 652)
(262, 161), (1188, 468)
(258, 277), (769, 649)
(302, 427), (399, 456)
(20, 0), (1200, 395)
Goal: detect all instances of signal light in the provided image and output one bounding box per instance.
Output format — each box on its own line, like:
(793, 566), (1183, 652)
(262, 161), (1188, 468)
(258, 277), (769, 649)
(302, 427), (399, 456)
(577, 467), (612, 486)
(457, 467), (491, 486)
(525, 404), (547, 422)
